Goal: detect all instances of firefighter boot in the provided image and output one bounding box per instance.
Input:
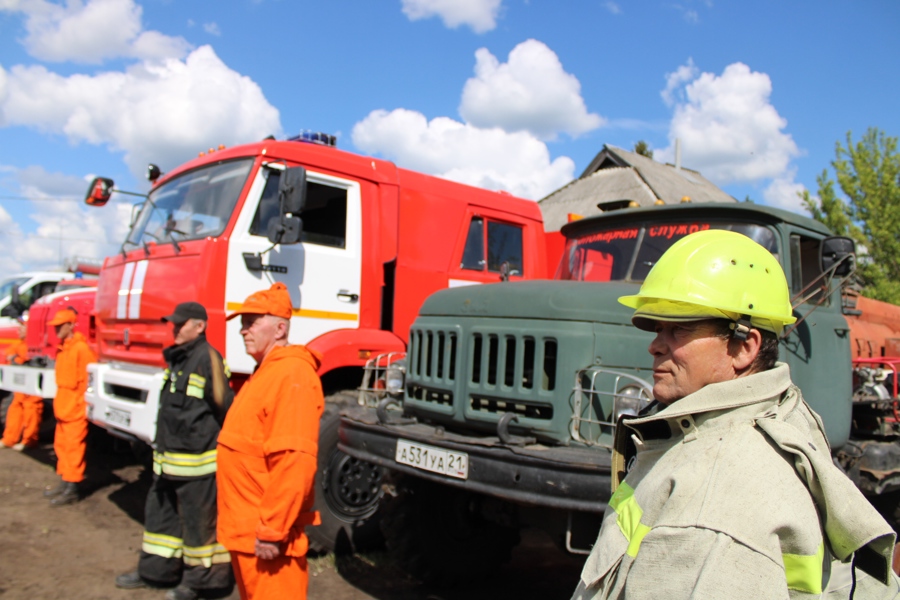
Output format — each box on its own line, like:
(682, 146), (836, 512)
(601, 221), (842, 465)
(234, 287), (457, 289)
(43, 478), (67, 497)
(49, 482), (79, 506)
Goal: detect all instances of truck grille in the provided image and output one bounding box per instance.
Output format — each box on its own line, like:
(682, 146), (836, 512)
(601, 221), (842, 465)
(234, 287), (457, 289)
(470, 394), (553, 419)
(470, 333), (557, 392)
(408, 324), (560, 419)
(408, 329), (458, 382)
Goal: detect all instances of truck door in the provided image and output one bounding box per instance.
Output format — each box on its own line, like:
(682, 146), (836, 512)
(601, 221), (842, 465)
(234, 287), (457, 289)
(780, 229), (853, 447)
(225, 165), (362, 375)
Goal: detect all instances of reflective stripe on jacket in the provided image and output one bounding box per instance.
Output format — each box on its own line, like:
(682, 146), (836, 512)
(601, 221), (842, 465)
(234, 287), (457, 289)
(575, 363), (899, 600)
(154, 335), (233, 479)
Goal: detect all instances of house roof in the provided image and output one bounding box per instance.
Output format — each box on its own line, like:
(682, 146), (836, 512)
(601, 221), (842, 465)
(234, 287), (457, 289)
(539, 144), (737, 231)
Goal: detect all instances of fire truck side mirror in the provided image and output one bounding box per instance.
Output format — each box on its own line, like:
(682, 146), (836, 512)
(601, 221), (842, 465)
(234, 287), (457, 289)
(2, 285), (23, 318)
(279, 166), (307, 214)
(821, 236), (855, 278)
(267, 216), (302, 245)
(84, 177), (115, 207)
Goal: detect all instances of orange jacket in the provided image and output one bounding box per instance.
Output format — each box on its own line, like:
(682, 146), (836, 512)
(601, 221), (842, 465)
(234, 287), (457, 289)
(53, 332), (96, 423)
(7, 339), (28, 365)
(217, 345), (324, 556)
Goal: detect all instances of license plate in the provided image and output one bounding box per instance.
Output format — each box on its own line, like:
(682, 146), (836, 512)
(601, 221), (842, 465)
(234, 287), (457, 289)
(106, 407), (131, 427)
(395, 439), (469, 480)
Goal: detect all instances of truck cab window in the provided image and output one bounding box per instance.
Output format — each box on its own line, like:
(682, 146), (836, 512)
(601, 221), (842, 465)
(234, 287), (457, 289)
(790, 234), (828, 305)
(251, 171), (348, 249)
(461, 218), (485, 270)
(460, 217), (524, 276)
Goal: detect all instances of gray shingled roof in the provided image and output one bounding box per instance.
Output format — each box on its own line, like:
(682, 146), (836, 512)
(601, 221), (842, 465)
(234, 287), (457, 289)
(539, 144), (737, 231)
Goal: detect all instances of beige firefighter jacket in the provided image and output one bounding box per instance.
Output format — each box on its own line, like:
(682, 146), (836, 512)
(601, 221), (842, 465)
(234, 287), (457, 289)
(573, 363), (900, 600)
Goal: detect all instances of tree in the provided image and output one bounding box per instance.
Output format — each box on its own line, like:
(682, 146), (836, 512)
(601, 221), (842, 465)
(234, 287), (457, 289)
(802, 128), (900, 303)
(633, 140), (653, 159)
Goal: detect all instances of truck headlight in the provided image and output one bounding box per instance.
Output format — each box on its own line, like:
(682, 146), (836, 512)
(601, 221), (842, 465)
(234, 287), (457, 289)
(385, 360), (406, 396)
(613, 384), (652, 421)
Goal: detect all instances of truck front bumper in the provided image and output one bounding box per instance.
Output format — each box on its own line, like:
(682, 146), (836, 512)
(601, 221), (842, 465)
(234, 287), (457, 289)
(0, 364), (56, 397)
(85, 362), (164, 445)
(339, 405), (612, 513)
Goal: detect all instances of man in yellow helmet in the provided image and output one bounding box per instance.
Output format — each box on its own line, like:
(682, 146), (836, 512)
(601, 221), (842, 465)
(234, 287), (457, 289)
(572, 229), (900, 599)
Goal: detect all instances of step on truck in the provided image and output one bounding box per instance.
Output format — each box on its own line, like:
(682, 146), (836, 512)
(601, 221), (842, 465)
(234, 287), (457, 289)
(82, 132), (557, 553)
(337, 201), (900, 585)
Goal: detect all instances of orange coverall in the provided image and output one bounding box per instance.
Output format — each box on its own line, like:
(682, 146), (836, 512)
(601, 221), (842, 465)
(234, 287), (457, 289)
(1, 339), (43, 448)
(217, 345), (324, 600)
(53, 332), (96, 483)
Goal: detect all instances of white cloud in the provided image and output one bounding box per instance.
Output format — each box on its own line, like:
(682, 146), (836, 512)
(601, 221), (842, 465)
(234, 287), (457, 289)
(1, 0), (191, 63)
(351, 108), (574, 200)
(604, 2), (621, 14)
(401, 0), (502, 33)
(657, 61), (800, 185)
(459, 39), (604, 140)
(0, 165), (133, 281)
(203, 22), (221, 36)
(0, 45), (282, 179)
(661, 58), (697, 106)
(763, 172), (807, 213)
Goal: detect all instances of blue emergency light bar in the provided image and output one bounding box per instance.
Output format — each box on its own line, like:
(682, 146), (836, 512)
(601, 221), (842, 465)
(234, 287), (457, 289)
(289, 131), (337, 147)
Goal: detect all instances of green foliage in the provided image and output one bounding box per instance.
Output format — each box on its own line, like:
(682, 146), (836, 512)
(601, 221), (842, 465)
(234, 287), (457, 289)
(803, 128), (900, 303)
(633, 140), (653, 159)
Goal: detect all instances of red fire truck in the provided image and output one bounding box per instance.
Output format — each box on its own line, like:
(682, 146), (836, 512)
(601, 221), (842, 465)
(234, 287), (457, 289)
(83, 132), (557, 552)
(0, 280), (97, 400)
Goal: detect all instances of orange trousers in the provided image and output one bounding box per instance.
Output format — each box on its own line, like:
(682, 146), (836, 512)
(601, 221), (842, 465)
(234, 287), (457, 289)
(54, 417), (87, 483)
(2, 394), (43, 447)
(231, 551), (308, 600)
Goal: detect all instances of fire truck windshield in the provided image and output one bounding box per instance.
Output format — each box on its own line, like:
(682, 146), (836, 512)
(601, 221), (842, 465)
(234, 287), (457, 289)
(0, 276), (29, 303)
(125, 158), (254, 247)
(556, 220), (778, 282)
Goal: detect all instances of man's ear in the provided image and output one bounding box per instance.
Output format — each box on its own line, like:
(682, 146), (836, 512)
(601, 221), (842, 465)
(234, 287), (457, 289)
(275, 318), (289, 341)
(197, 319), (208, 334)
(732, 328), (762, 372)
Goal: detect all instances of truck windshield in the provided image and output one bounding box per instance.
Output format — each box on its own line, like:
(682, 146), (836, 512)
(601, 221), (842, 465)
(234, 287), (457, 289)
(0, 276), (29, 303)
(556, 220), (778, 282)
(125, 158), (254, 247)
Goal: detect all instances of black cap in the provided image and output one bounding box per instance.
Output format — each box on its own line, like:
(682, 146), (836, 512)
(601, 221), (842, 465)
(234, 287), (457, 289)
(162, 301), (208, 324)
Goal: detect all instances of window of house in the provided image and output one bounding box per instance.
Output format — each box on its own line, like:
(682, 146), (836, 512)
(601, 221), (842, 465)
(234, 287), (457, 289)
(250, 170), (348, 249)
(460, 217), (524, 276)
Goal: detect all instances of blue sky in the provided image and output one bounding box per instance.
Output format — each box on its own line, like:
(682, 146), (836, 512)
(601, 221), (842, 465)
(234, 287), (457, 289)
(0, 0), (898, 280)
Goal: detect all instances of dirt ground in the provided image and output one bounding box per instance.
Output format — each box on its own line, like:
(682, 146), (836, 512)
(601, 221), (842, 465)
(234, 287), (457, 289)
(0, 419), (585, 600)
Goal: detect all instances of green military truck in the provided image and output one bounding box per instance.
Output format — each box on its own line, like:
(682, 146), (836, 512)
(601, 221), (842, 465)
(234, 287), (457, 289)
(338, 202), (885, 585)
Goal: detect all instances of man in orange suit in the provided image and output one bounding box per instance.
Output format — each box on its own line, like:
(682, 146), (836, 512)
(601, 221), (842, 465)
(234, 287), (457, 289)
(43, 308), (96, 506)
(217, 283), (324, 600)
(0, 317), (43, 451)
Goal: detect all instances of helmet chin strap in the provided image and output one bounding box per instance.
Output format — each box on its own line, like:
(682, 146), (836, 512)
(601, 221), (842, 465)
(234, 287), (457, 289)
(730, 315), (753, 341)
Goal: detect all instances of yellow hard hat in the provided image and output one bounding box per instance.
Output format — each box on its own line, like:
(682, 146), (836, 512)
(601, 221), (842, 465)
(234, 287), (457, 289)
(618, 229), (796, 335)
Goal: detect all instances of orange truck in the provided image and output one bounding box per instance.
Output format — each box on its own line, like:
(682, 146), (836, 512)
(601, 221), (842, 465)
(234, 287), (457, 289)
(81, 132), (559, 552)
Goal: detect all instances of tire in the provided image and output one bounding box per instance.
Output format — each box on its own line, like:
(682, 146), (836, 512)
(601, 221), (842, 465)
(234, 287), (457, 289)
(0, 391), (12, 428)
(307, 392), (386, 554)
(380, 477), (520, 587)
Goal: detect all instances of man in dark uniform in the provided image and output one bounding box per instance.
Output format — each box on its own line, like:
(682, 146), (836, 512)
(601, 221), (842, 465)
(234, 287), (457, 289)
(116, 301), (234, 600)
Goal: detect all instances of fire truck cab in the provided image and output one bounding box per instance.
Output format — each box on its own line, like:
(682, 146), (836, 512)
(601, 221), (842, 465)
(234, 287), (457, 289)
(83, 133), (551, 552)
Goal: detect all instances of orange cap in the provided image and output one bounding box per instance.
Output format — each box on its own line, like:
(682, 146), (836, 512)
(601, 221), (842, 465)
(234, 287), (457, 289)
(48, 308), (77, 326)
(226, 282), (293, 321)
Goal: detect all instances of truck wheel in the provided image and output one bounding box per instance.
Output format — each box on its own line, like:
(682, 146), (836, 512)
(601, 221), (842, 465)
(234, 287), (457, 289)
(0, 391), (12, 427)
(381, 477), (520, 587)
(307, 393), (385, 554)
